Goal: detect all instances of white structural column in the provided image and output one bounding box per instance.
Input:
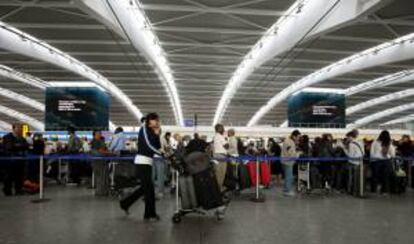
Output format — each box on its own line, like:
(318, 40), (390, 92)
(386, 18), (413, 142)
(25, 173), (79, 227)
(248, 32), (414, 127)
(0, 104), (44, 130)
(212, 0), (383, 125)
(0, 21), (143, 122)
(77, 0), (184, 126)
(347, 89), (414, 115)
(348, 102), (414, 129)
(382, 114), (414, 126)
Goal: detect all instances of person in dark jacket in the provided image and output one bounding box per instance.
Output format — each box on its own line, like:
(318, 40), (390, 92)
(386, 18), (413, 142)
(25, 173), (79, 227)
(186, 133), (208, 154)
(28, 133), (45, 182)
(317, 133), (336, 190)
(120, 113), (162, 222)
(267, 138), (283, 186)
(2, 124), (28, 196)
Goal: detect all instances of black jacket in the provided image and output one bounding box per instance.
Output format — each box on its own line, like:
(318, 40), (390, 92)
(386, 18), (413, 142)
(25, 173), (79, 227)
(3, 133), (29, 156)
(137, 127), (161, 158)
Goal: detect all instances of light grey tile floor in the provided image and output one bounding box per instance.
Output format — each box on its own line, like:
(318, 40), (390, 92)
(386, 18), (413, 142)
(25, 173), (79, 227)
(1, 186), (413, 244)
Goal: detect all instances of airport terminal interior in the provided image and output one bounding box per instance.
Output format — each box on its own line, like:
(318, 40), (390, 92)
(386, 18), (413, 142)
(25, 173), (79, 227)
(1, 0), (414, 243)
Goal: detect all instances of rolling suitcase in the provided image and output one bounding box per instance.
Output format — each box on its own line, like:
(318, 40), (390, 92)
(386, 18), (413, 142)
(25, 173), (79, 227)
(246, 161), (259, 186)
(238, 163), (251, 189)
(223, 162), (238, 190)
(179, 176), (198, 209)
(260, 161), (271, 187)
(184, 152), (211, 175)
(193, 168), (223, 210)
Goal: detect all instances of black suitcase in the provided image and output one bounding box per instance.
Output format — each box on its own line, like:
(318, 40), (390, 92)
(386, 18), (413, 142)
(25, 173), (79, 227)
(223, 162), (238, 190)
(185, 152), (211, 175)
(238, 163), (251, 190)
(193, 168), (223, 210)
(179, 176), (198, 209)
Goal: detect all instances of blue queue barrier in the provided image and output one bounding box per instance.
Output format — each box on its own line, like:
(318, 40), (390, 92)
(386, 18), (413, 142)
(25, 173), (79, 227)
(0, 154), (412, 202)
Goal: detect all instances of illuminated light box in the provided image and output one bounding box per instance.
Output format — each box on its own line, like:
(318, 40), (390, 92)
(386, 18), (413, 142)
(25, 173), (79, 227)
(45, 82), (110, 131)
(287, 88), (346, 128)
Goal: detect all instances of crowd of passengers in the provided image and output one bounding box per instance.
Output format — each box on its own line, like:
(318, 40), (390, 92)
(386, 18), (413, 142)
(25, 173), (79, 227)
(0, 122), (413, 198)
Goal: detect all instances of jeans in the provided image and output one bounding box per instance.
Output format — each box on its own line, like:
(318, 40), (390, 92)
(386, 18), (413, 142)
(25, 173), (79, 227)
(347, 163), (361, 196)
(120, 165), (156, 218)
(152, 159), (166, 194)
(283, 164), (294, 193)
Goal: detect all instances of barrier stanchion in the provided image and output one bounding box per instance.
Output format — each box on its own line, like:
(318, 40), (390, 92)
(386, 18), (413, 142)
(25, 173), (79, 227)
(250, 156), (265, 203)
(359, 159), (364, 198)
(32, 156), (50, 203)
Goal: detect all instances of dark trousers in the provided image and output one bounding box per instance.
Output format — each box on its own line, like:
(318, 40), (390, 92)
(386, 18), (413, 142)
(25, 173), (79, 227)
(371, 160), (392, 193)
(319, 162), (333, 187)
(347, 164), (361, 196)
(3, 160), (25, 195)
(120, 165), (156, 218)
(69, 160), (82, 184)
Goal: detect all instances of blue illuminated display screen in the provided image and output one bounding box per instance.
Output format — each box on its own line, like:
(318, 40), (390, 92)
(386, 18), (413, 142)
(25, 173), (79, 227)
(45, 87), (110, 131)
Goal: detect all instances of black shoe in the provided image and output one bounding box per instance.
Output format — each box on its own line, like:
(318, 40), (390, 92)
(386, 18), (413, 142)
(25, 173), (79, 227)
(3, 189), (12, 196)
(119, 201), (130, 216)
(144, 215), (160, 222)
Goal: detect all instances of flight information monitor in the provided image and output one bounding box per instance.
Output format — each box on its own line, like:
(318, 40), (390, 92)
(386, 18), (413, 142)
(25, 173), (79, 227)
(287, 88), (346, 128)
(45, 84), (110, 131)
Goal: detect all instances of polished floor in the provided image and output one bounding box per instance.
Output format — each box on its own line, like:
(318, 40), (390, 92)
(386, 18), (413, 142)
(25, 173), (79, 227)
(1, 186), (413, 244)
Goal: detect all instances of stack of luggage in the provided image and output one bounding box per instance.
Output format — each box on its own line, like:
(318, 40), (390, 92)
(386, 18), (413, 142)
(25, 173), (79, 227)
(172, 152), (225, 223)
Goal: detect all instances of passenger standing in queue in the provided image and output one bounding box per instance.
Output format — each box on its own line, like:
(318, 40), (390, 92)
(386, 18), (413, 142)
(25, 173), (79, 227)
(2, 124), (28, 196)
(370, 130), (395, 195)
(281, 130), (301, 197)
(90, 130), (110, 196)
(120, 113), (162, 222)
(212, 124), (229, 192)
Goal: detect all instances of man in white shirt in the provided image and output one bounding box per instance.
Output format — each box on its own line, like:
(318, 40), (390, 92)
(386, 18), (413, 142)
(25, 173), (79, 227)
(281, 130), (301, 196)
(212, 123), (229, 220)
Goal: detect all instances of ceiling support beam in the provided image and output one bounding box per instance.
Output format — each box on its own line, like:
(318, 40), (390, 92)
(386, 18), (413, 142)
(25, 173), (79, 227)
(77, 0), (184, 125)
(214, 0), (384, 125)
(0, 21), (143, 122)
(248, 32), (414, 126)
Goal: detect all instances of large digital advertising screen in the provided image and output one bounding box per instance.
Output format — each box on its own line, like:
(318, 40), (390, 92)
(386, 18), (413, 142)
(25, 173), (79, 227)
(45, 85), (110, 131)
(287, 88), (346, 128)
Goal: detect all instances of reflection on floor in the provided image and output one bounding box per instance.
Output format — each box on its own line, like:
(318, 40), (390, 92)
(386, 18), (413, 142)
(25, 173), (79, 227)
(0, 186), (414, 244)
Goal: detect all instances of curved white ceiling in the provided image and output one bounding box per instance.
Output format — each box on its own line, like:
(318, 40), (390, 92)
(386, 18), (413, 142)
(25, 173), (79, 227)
(0, 64), (118, 130)
(348, 102), (414, 129)
(0, 64), (48, 89)
(0, 87), (44, 111)
(0, 120), (12, 131)
(345, 69), (414, 96)
(213, 0), (383, 125)
(0, 104), (43, 130)
(347, 89), (414, 115)
(248, 32), (414, 126)
(106, 0), (184, 126)
(0, 21), (143, 122)
(382, 114), (414, 126)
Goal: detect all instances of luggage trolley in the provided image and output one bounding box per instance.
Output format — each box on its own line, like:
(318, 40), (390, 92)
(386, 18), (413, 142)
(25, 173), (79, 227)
(108, 160), (140, 198)
(297, 159), (327, 194)
(170, 152), (228, 224)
